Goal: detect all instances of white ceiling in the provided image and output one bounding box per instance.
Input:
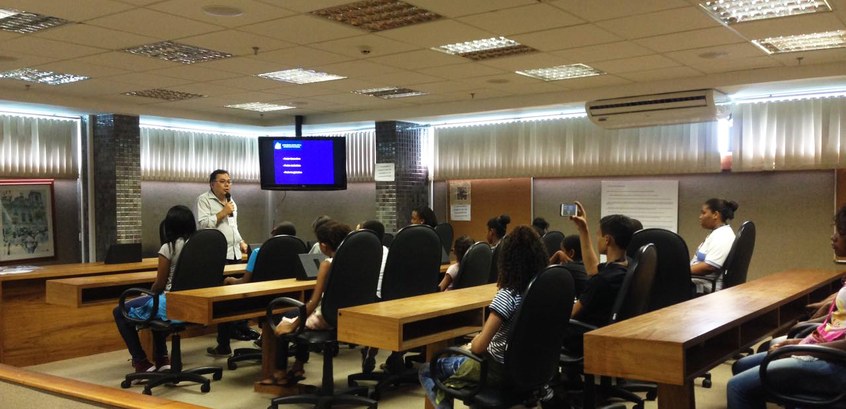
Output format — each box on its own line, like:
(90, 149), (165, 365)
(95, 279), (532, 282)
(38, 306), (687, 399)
(0, 0), (845, 127)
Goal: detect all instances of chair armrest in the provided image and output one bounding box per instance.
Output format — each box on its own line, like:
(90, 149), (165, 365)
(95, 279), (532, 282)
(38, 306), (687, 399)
(265, 296), (307, 337)
(567, 319), (598, 333)
(118, 287), (157, 325)
(430, 346), (488, 402)
(787, 322), (819, 339)
(760, 344), (846, 406)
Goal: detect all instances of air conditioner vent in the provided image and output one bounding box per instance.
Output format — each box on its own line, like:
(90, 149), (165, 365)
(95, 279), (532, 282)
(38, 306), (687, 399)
(586, 89), (729, 129)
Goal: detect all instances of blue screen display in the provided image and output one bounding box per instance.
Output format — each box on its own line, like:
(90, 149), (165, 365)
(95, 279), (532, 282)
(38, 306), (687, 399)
(272, 139), (335, 185)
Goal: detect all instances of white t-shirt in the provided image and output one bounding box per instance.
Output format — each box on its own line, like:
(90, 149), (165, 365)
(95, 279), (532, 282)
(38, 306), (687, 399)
(691, 224), (735, 269)
(159, 237), (186, 292)
(444, 263), (459, 290)
(376, 245), (389, 299)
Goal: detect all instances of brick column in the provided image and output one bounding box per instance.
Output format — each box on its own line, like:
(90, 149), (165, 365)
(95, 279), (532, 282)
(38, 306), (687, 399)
(375, 121), (429, 233)
(92, 114), (141, 261)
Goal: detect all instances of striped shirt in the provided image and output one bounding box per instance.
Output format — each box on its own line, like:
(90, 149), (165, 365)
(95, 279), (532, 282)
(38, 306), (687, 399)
(487, 288), (523, 364)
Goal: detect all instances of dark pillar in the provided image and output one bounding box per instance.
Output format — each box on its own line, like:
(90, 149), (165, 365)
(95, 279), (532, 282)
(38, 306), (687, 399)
(92, 114), (141, 261)
(375, 121), (429, 233)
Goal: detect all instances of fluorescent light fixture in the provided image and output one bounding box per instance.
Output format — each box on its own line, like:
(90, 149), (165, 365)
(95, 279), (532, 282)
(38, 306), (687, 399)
(515, 63), (604, 81)
(0, 9), (17, 19)
(310, 0), (441, 32)
(124, 89), (206, 101)
(432, 37), (536, 61)
(0, 9), (70, 33)
(225, 102), (295, 112)
(258, 68), (346, 84)
(752, 30), (846, 53)
(0, 68), (88, 85)
(353, 87), (426, 99)
(123, 41), (232, 64)
(699, 0), (832, 24)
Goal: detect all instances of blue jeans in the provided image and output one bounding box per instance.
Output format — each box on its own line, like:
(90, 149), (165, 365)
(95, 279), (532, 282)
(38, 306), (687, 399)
(727, 351), (846, 409)
(113, 296), (168, 363)
(418, 356), (469, 409)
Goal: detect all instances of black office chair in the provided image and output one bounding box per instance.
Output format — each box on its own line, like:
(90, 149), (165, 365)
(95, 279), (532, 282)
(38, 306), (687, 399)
(227, 235), (307, 370)
(487, 244), (501, 284)
(761, 344), (846, 408)
(431, 265), (575, 409)
(702, 220), (756, 293)
(382, 232), (394, 248)
(452, 241), (493, 289)
(542, 230), (565, 259)
(348, 224), (442, 398)
(118, 229), (227, 395)
(561, 244), (657, 409)
(266, 230), (382, 409)
(434, 222), (454, 259)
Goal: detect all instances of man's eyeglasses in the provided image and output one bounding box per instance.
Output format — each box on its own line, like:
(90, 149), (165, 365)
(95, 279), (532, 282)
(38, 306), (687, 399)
(216, 179), (232, 185)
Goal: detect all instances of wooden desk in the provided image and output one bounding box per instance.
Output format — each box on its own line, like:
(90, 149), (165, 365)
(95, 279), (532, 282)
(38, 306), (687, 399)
(45, 264), (246, 307)
(584, 269), (842, 409)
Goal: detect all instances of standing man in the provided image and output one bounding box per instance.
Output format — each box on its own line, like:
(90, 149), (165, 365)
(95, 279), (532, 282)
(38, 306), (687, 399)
(197, 169), (247, 262)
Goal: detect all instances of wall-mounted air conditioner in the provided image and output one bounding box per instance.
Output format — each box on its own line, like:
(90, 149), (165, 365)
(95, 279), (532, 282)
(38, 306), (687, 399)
(586, 89), (730, 129)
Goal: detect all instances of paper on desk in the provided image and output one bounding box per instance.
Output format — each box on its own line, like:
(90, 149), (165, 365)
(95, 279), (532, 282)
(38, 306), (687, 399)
(0, 265), (41, 275)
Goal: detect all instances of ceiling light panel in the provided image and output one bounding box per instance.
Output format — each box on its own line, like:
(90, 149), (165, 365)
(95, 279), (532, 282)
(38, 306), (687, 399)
(310, 0), (442, 32)
(124, 88), (206, 101)
(0, 9), (70, 33)
(432, 37), (537, 61)
(515, 64), (605, 81)
(123, 41), (233, 64)
(752, 30), (846, 53)
(225, 102), (295, 112)
(0, 68), (88, 85)
(353, 86), (426, 99)
(258, 68), (346, 84)
(699, 0), (832, 24)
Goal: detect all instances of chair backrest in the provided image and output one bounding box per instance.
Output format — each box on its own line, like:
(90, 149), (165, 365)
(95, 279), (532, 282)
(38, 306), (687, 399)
(612, 244), (658, 323)
(542, 230), (565, 259)
(382, 232), (394, 248)
(626, 228), (693, 311)
(452, 242), (493, 289)
(158, 219), (167, 246)
(433, 223), (454, 257)
(722, 221), (756, 289)
(381, 224), (441, 300)
(319, 230), (383, 328)
(503, 265), (575, 391)
(169, 229), (227, 291)
(487, 244), (501, 284)
(250, 235), (308, 282)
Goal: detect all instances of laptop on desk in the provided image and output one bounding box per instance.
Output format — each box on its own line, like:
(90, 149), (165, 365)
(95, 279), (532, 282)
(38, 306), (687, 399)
(297, 253), (326, 281)
(104, 243), (142, 264)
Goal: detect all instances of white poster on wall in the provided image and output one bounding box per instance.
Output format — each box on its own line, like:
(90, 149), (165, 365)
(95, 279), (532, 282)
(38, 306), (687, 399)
(374, 163), (395, 182)
(601, 180), (678, 232)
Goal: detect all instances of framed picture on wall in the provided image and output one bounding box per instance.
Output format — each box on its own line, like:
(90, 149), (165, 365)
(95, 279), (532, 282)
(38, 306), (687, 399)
(0, 179), (56, 263)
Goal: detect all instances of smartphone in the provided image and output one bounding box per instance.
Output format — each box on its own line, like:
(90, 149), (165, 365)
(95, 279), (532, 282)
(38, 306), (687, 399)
(560, 203), (578, 217)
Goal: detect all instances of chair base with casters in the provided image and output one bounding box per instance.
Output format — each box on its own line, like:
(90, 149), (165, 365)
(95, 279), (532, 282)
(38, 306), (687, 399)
(121, 321), (223, 395)
(227, 347), (261, 370)
(347, 349), (424, 400)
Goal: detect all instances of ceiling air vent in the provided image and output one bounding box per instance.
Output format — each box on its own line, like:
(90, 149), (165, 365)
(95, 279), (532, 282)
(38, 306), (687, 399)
(586, 89), (730, 129)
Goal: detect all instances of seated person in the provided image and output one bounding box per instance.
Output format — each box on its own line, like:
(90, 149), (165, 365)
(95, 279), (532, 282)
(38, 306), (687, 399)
(439, 235), (474, 291)
(307, 215), (332, 255)
(690, 198), (739, 294)
(357, 219), (390, 374)
(486, 214), (511, 248)
(411, 206), (438, 228)
(265, 220), (351, 385)
(532, 217), (549, 236)
(726, 204), (846, 408)
(207, 222), (297, 356)
(549, 234), (587, 297)
(564, 202), (636, 355)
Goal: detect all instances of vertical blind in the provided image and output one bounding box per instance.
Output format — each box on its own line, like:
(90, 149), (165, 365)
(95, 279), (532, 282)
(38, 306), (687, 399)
(434, 116), (721, 180)
(732, 96), (846, 171)
(0, 114), (79, 178)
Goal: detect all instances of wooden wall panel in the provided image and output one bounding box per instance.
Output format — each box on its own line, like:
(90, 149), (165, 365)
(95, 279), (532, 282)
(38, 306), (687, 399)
(446, 178), (532, 246)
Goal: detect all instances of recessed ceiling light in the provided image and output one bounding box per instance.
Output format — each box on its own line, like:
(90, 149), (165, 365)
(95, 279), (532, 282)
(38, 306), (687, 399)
(123, 41), (232, 64)
(353, 87), (426, 99)
(124, 88), (206, 101)
(258, 68), (346, 84)
(310, 0), (441, 32)
(515, 64), (604, 81)
(0, 8), (70, 33)
(225, 102), (295, 112)
(0, 67), (88, 85)
(699, 0), (832, 24)
(432, 37), (537, 61)
(752, 30), (846, 53)
(201, 5), (243, 17)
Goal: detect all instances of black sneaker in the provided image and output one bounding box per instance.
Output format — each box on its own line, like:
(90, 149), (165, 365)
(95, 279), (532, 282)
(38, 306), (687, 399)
(206, 345), (232, 356)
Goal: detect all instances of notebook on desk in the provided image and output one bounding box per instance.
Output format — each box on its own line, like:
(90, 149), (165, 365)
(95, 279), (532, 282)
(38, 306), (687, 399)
(104, 243), (142, 264)
(297, 253), (326, 281)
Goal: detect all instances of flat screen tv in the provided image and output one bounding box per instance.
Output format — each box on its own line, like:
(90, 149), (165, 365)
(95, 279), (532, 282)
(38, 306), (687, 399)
(258, 136), (347, 191)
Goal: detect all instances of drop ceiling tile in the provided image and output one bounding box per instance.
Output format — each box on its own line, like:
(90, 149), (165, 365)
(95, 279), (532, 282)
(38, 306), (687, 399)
(616, 66), (705, 82)
(476, 52), (571, 71)
(75, 51), (180, 71)
(166, 82), (243, 97)
(313, 60), (401, 78)
(52, 77), (136, 96)
(590, 54), (680, 74)
(310, 34), (418, 59)
(148, 0), (295, 27)
(511, 25), (622, 52)
(404, 91), (474, 104)
(596, 6), (720, 39)
(550, 41), (654, 63)
(665, 43), (768, 66)
(209, 75), (287, 91)
(0, 54), (55, 71)
(0, 0), (135, 21)
(562, 74), (632, 89)
(422, 63), (508, 79)
(199, 56), (287, 75)
(180, 30), (295, 56)
(308, 92), (387, 106)
(412, 80), (481, 93)
(148, 65), (243, 82)
(479, 80), (571, 95)
(730, 13), (846, 40)
(252, 46), (352, 68)
(547, 0), (691, 22)
(357, 69), (443, 87)
(269, 0), (353, 13)
(34, 60), (129, 78)
(34, 24), (158, 50)
(769, 48), (846, 66)
(198, 91), (291, 105)
(634, 27), (747, 53)
(368, 49), (465, 70)
(258, 82), (339, 97)
(376, 19), (493, 48)
(0, 36), (107, 59)
(315, 77), (386, 92)
(239, 14), (365, 45)
(457, 3), (584, 35)
(408, 0), (537, 18)
(85, 8), (222, 40)
(685, 56), (782, 74)
(106, 72), (195, 89)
